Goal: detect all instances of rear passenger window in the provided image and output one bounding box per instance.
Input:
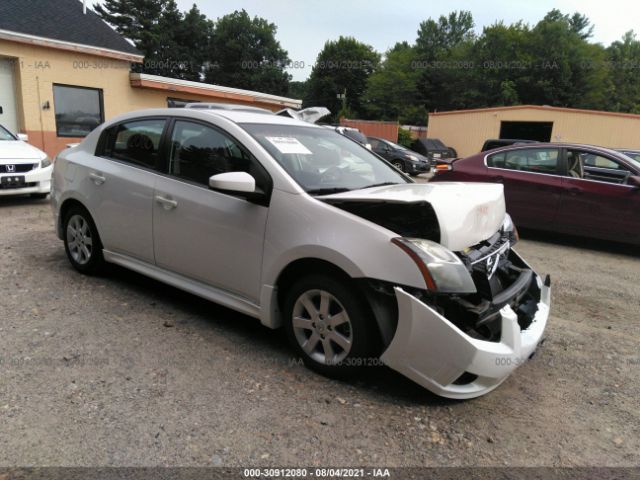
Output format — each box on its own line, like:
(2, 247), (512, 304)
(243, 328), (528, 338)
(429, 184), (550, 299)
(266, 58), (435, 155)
(489, 148), (558, 174)
(103, 119), (166, 169)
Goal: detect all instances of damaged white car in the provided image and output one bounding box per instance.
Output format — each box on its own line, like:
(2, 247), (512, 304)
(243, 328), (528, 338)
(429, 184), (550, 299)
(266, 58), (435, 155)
(51, 106), (550, 399)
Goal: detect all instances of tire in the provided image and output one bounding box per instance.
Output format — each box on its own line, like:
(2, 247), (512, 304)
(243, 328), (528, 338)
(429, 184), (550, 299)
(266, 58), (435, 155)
(283, 273), (379, 378)
(392, 159), (405, 172)
(63, 205), (105, 275)
(30, 193), (48, 199)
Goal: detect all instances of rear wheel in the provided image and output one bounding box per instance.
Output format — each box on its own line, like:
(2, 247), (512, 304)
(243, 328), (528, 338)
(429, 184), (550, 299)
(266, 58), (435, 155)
(63, 206), (105, 275)
(284, 274), (378, 377)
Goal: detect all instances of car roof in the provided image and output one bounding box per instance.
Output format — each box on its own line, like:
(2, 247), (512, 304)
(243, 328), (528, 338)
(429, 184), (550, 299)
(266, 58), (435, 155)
(105, 108), (321, 129)
(483, 142), (629, 158)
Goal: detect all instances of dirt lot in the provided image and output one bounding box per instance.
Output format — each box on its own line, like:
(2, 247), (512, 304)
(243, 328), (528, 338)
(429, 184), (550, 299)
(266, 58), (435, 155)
(0, 195), (638, 468)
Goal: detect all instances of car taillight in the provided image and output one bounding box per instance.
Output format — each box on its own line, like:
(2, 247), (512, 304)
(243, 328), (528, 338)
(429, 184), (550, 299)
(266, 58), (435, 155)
(434, 163), (453, 173)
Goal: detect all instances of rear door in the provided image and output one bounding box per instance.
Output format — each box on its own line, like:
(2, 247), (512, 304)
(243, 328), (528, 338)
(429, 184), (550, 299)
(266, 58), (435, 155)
(556, 148), (640, 242)
(90, 117), (168, 262)
(485, 147), (563, 230)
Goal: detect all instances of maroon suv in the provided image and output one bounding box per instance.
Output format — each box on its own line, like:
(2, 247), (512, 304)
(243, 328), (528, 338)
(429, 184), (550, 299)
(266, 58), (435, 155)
(431, 143), (640, 245)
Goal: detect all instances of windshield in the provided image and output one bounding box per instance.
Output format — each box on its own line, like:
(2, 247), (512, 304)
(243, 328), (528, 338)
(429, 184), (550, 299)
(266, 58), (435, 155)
(243, 123), (409, 194)
(0, 125), (16, 141)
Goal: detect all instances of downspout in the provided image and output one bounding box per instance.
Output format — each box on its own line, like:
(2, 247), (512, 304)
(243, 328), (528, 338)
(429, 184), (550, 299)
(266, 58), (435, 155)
(35, 75), (45, 152)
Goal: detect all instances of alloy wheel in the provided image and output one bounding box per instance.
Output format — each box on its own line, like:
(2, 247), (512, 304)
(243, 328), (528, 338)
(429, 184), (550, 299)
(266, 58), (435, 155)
(292, 289), (353, 365)
(66, 214), (93, 265)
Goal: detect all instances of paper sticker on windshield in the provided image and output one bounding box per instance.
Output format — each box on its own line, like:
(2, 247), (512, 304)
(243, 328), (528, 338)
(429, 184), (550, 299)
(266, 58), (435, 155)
(266, 136), (312, 155)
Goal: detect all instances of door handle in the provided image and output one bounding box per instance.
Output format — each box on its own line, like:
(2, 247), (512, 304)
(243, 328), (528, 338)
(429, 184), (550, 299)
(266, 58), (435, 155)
(568, 187), (582, 196)
(89, 172), (106, 185)
(155, 195), (178, 210)
(492, 175), (504, 183)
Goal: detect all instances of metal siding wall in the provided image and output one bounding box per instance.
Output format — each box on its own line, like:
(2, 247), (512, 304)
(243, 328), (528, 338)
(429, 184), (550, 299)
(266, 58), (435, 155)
(429, 107), (640, 158)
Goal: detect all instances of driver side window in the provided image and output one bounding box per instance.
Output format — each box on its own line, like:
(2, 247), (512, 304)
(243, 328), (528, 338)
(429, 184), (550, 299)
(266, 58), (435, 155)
(168, 120), (270, 191)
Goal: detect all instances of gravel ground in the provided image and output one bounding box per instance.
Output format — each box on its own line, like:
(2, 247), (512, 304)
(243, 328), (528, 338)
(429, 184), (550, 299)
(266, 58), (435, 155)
(0, 195), (638, 468)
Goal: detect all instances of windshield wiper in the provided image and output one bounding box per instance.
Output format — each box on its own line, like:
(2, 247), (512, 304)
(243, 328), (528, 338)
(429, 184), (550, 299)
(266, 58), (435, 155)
(306, 187), (351, 195)
(359, 182), (400, 189)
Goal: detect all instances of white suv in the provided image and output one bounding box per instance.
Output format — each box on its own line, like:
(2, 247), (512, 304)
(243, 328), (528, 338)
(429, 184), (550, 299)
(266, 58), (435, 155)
(51, 106), (550, 399)
(0, 124), (52, 198)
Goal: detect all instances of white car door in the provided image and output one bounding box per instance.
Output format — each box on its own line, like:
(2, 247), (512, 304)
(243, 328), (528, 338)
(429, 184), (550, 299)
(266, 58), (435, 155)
(152, 119), (270, 303)
(86, 117), (168, 263)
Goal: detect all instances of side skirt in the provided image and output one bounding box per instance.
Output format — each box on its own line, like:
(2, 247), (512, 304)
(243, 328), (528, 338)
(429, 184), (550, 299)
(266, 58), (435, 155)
(103, 250), (261, 319)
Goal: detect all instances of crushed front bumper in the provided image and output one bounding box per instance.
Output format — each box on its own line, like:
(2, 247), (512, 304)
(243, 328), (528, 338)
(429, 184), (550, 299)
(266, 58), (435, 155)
(381, 275), (550, 399)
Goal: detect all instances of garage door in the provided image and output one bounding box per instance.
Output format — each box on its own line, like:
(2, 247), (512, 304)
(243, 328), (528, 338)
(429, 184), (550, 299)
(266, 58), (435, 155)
(0, 58), (19, 134)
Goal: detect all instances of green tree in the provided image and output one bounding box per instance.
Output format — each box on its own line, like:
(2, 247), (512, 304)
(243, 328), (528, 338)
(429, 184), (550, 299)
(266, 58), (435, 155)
(414, 11), (478, 112)
(607, 31), (640, 113)
(288, 81), (308, 101)
(305, 36), (380, 120)
(204, 10), (291, 95)
(94, 0), (213, 80)
(522, 9), (610, 108)
(363, 42), (427, 124)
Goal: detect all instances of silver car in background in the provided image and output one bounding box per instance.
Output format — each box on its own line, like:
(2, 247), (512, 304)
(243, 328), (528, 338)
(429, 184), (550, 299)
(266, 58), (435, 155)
(51, 106), (550, 399)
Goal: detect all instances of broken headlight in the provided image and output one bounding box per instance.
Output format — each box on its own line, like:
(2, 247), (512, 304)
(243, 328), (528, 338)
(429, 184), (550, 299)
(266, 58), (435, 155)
(502, 213), (519, 244)
(392, 238), (477, 293)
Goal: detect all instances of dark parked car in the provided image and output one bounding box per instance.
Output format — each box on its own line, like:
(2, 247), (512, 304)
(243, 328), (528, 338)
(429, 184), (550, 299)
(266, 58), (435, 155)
(481, 139), (538, 152)
(367, 136), (432, 176)
(431, 143), (640, 245)
(410, 138), (457, 160)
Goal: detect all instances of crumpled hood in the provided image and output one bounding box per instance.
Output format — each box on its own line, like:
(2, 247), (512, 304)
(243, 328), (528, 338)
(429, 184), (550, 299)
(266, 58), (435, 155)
(319, 182), (506, 251)
(0, 141), (47, 161)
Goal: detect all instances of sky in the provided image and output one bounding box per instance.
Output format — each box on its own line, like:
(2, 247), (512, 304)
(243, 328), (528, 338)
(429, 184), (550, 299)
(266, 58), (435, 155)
(161, 0), (639, 81)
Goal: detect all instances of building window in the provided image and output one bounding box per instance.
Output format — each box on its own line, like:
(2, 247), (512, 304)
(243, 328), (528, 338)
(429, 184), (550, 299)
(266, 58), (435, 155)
(53, 84), (104, 137)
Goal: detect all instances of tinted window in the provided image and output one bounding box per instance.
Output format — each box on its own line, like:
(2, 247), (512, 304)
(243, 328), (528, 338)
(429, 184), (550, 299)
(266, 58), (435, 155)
(53, 85), (104, 137)
(169, 120), (270, 191)
(104, 119), (166, 169)
(489, 148), (559, 174)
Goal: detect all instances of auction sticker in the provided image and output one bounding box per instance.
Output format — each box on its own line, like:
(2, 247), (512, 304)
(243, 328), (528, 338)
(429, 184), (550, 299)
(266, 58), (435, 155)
(266, 136), (312, 155)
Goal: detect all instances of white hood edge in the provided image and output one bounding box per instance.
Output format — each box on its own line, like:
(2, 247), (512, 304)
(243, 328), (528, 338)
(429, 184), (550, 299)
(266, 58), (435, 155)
(319, 182), (506, 251)
(0, 141), (48, 160)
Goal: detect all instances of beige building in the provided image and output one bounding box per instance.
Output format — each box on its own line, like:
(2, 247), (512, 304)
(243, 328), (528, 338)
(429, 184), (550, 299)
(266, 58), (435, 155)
(428, 105), (640, 158)
(0, 0), (300, 158)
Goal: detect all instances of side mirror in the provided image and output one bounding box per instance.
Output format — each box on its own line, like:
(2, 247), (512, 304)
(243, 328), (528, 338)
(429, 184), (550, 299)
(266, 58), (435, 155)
(209, 171), (256, 193)
(628, 175), (640, 189)
(17, 133), (29, 142)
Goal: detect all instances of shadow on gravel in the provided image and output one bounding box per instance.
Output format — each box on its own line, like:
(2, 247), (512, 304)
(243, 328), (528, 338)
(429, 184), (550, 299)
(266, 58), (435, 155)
(96, 263), (448, 406)
(519, 228), (640, 258)
(0, 195), (49, 208)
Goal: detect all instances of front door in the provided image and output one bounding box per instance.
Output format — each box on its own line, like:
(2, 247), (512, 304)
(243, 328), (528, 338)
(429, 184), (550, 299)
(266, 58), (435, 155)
(556, 148), (640, 242)
(0, 58), (19, 133)
(152, 119), (270, 303)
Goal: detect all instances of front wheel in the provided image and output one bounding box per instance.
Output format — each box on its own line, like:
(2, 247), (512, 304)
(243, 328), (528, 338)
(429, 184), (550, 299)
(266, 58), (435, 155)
(284, 274), (379, 377)
(63, 206), (105, 275)
(392, 160), (405, 172)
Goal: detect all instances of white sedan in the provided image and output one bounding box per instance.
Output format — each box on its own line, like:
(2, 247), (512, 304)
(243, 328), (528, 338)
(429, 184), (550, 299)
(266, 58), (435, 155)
(51, 106), (550, 399)
(0, 124), (52, 198)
